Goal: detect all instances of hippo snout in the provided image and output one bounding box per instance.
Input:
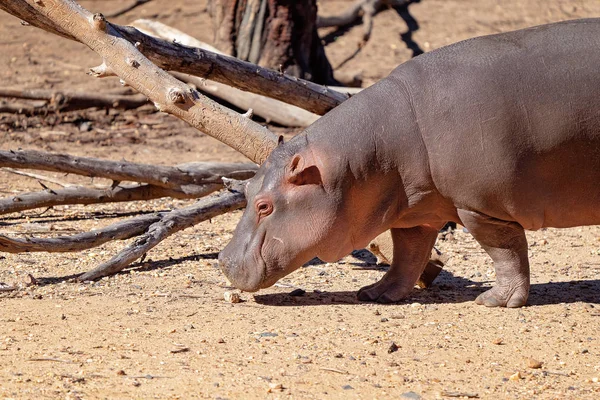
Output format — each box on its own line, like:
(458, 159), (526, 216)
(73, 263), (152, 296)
(218, 246), (265, 292)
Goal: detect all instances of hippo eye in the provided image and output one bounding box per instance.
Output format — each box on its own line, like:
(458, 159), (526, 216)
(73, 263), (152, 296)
(256, 201), (273, 218)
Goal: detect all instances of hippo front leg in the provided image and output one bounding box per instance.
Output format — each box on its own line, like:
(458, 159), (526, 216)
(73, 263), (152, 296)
(358, 225), (438, 303)
(457, 209), (530, 308)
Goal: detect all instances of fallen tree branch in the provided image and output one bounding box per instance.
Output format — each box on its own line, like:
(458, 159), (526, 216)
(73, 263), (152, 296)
(0, 182), (222, 215)
(0, 2), (348, 117)
(0, 99), (48, 115)
(0, 214), (162, 253)
(0, 87), (149, 111)
(2, 167), (72, 187)
(0, 0), (279, 164)
(78, 189), (246, 281)
(0, 150), (257, 192)
(318, 0), (410, 44)
(195, 77), (320, 126)
(133, 20), (320, 127)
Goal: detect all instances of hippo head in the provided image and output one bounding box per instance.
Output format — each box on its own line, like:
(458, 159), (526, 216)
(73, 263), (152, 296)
(218, 135), (351, 292)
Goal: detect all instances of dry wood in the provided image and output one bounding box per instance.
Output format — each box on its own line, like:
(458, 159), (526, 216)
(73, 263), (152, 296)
(0, 99), (47, 114)
(177, 73), (320, 127)
(0, 182), (221, 215)
(0, 0), (278, 164)
(318, 0), (409, 43)
(133, 20), (320, 127)
(0, 87), (149, 111)
(78, 189), (246, 281)
(0, 214), (161, 253)
(0, 149), (257, 192)
(0, 2), (348, 117)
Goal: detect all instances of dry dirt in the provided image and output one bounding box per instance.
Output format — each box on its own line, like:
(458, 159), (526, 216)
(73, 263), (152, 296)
(1, 1), (600, 399)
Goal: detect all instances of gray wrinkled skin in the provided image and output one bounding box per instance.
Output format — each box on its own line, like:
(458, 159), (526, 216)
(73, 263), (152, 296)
(219, 19), (600, 307)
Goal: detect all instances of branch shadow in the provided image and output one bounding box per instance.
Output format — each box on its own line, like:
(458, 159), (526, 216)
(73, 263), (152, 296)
(393, 0), (424, 58)
(34, 252), (219, 286)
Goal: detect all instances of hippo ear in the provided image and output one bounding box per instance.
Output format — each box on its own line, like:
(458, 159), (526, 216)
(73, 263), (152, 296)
(287, 154), (322, 186)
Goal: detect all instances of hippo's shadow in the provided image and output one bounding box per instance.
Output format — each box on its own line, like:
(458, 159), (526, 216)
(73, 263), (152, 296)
(254, 263), (600, 307)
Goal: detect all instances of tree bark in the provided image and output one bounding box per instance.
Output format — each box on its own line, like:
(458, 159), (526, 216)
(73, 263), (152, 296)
(209, 0), (337, 85)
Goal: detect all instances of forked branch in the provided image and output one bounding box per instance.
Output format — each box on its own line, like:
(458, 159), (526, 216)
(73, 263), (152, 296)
(0, 1), (348, 117)
(0, 0), (278, 164)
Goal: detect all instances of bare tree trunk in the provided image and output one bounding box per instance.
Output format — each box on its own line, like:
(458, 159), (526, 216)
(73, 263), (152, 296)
(209, 0), (337, 85)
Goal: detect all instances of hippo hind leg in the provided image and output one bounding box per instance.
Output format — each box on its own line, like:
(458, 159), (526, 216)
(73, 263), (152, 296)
(457, 209), (530, 308)
(358, 225), (438, 303)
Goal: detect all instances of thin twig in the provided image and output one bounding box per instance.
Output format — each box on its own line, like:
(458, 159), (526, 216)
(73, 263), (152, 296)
(320, 367), (349, 374)
(2, 167), (73, 187)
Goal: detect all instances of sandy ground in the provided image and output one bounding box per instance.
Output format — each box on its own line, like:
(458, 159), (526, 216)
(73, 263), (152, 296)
(1, 1), (600, 399)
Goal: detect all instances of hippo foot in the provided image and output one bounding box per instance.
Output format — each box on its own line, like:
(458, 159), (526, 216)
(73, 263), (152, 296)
(474, 278), (529, 308)
(357, 280), (413, 303)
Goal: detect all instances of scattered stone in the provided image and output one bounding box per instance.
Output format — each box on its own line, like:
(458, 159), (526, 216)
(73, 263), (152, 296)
(509, 371), (522, 381)
(116, 370), (126, 376)
(342, 385), (354, 390)
(132, 380), (141, 387)
(527, 358), (543, 369)
(217, 338), (225, 344)
(492, 338), (504, 345)
(380, 318), (389, 322)
(387, 342), (399, 353)
(259, 332), (278, 338)
(24, 274), (37, 287)
(400, 391), (421, 399)
(289, 288), (305, 296)
(267, 382), (284, 392)
(223, 291), (241, 303)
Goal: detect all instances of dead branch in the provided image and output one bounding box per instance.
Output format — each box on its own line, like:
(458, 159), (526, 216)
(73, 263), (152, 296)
(105, 0), (152, 18)
(0, 87), (149, 111)
(318, 0), (409, 44)
(317, 0), (367, 28)
(0, 99), (48, 115)
(2, 168), (72, 187)
(78, 189), (245, 281)
(0, 150), (257, 192)
(0, 214), (162, 253)
(0, 0), (278, 164)
(0, 2), (348, 117)
(0, 182), (222, 215)
(133, 20), (320, 127)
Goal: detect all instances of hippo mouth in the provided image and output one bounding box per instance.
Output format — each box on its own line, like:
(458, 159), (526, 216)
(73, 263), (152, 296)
(219, 230), (267, 292)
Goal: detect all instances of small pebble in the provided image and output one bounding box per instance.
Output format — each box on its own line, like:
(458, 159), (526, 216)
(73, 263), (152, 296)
(492, 338), (504, 345)
(224, 291), (241, 303)
(509, 371), (522, 381)
(527, 358), (543, 369)
(289, 288), (305, 296)
(342, 385), (354, 390)
(400, 391), (421, 400)
(267, 382), (284, 392)
(387, 342), (399, 353)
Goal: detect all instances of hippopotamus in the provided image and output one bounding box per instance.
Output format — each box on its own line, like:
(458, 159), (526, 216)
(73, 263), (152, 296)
(219, 18), (600, 307)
